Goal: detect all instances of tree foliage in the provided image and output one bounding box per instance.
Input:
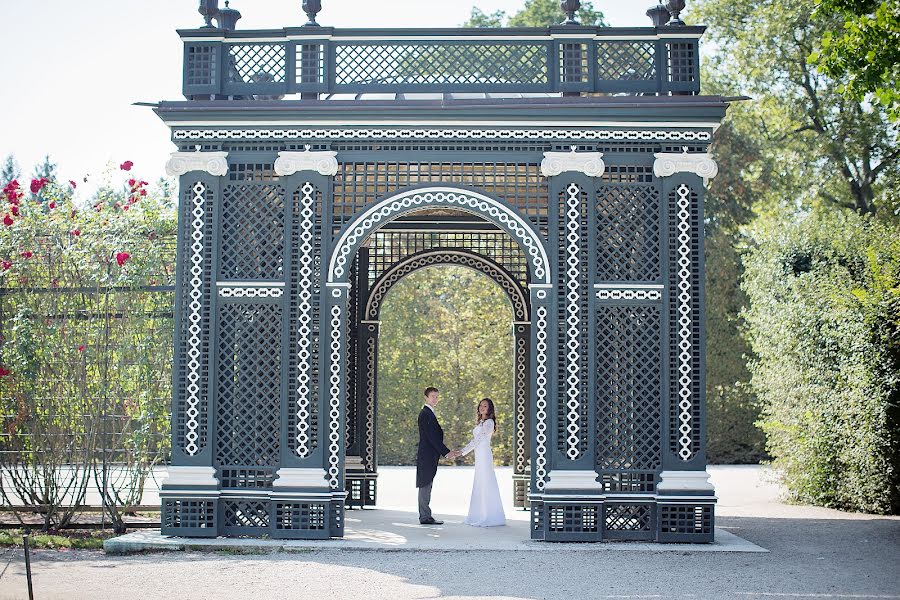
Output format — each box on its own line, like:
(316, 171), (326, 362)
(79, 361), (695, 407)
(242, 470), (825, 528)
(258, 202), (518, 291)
(376, 266), (514, 466)
(742, 208), (900, 514)
(463, 0), (606, 27)
(811, 0), (900, 122)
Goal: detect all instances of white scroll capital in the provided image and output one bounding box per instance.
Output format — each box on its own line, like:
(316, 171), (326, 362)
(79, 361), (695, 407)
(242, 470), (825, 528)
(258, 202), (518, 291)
(275, 148), (339, 177)
(165, 151), (229, 177)
(653, 149), (718, 185)
(540, 149), (605, 178)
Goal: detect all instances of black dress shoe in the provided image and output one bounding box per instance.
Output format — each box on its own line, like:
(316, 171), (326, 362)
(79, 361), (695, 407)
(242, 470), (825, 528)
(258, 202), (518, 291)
(420, 517), (444, 525)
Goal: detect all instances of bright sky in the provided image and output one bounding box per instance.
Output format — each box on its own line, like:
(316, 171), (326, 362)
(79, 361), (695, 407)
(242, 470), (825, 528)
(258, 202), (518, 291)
(0, 1), (654, 191)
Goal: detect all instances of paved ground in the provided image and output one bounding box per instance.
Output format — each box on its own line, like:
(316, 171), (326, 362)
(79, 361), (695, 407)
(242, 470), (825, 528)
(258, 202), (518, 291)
(1, 466), (898, 600)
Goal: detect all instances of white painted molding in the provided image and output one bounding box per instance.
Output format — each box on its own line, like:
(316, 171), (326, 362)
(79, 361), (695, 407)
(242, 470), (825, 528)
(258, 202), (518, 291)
(543, 470), (604, 491)
(160, 466), (218, 488)
(273, 467), (329, 488)
(653, 149), (718, 185)
(274, 147), (339, 176)
(165, 151), (229, 177)
(541, 148), (605, 178)
(657, 470), (716, 492)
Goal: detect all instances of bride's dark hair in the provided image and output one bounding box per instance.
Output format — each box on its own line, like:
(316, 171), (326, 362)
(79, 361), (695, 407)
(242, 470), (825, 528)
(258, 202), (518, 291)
(476, 397), (497, 430)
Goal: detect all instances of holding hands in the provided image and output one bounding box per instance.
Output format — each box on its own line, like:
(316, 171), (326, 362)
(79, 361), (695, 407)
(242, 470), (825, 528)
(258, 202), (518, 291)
(446, 449), (461, 460)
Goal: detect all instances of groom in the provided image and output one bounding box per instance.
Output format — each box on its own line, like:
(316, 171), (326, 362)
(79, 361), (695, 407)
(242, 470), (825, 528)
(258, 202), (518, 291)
(416, 386), (459, 525)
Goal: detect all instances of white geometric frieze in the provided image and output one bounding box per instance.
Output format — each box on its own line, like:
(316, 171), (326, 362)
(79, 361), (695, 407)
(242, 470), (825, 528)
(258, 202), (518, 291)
(541, 147), (605, 178)
(274, 146), (339, 177)
(165, 151), (229, 177)
(653, 148), (718, 185)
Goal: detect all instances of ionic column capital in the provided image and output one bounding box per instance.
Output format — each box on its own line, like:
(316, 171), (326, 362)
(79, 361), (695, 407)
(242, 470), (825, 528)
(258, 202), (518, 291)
(275, 147), (339, 177)
(540, 148), (605, 178)
(653, 149), (718, 185)
(165, 151), (229, 177)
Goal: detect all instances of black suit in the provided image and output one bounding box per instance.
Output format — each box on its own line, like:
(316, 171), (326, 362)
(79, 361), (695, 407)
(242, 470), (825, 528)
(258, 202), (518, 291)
(416, 405), (450, 521)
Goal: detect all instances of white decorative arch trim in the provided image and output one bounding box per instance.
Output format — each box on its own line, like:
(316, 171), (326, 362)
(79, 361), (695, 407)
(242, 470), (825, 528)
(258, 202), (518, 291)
(327, 187), (551, 285)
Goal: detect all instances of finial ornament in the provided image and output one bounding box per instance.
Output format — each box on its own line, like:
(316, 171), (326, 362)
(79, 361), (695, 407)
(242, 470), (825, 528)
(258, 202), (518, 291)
(302, 0), (322, 27)
(198, 0), (219, 28)
(665, 0), (686, 26)
(646, 2), (671, 27)
(560, 0), (581, 25)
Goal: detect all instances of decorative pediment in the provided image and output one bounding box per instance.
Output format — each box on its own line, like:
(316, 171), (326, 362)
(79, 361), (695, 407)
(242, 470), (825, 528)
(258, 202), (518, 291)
(540, 148), (605, 178)
(164, 151), (229, 177)
(653, 148), (718, 184)
(274, 147), (339, 177)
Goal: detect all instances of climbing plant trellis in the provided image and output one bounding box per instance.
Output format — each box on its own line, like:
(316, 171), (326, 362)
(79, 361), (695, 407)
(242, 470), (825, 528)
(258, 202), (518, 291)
(157, 1), (725, 542)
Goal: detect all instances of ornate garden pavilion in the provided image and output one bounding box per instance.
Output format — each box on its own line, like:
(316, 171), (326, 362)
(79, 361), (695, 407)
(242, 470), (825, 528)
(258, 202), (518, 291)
(158, 0), (726, 542)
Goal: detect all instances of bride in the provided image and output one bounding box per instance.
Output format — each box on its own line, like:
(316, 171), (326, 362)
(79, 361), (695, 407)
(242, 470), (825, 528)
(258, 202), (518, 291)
(456, 398), (506, 527)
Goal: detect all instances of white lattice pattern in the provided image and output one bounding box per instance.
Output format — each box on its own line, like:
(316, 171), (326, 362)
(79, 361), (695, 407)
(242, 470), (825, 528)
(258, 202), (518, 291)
(515, 331), (528, 473)
(330, 188), (548, 285)
(596, 289), (662, 301)
(184, 181), (206, 456)
(564, 183), (582, 460)
(365, 333), (377, 471)
(675, 184), (694, 461)
(218, 287), (283, 298)
(295, 182), (316, 457)
(534, 306), (549, 490)
(327, 304), (343, 488)
(174, 127), (712, 143)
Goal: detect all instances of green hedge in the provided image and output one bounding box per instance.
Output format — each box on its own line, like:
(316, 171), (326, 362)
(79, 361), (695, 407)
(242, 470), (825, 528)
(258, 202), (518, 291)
(743, 208), (900, 514)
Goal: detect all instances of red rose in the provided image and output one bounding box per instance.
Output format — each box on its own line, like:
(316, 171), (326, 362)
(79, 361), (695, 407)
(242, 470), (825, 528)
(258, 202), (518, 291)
(3, 214), (12, 226)
(69, 180), (77, 189)
(122, 205), (130, 211)
(140, 189), (147, 196)
(49, 201), (56, 209)
(20, 251), (33, 258)
(78, 345), (85, 353)
(120, 161), (134, 171)
(115, 252), (131, 267)
(30, 178), (48, 194)
(10, 206), (18, 216)
(127, 178), (136, 187)
(70, 228), (81, 236)
(0, 366), (10, 377)
(1, 260), (11, 271)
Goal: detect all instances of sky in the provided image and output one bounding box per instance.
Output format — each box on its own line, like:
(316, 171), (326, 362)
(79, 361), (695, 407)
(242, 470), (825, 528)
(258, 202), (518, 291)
(0, 1), (658, 193)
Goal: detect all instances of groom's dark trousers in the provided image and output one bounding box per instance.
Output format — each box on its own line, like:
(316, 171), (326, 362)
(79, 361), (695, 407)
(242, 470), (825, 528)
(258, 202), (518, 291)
(416, 405), (451, 522)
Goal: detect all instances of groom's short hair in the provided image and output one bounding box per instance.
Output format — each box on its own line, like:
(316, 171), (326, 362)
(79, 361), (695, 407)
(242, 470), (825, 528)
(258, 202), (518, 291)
(423, 386), (439, 397)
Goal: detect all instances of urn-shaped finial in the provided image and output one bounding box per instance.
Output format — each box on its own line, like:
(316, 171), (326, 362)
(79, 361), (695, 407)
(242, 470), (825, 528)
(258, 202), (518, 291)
(665, 0), (687, 26)
(647, 2), (671, 27)
(559, 0), (581, 25)
(217, 0), (241, 30)
(303, 0), (322, 27)
(198, 0), (219, 28)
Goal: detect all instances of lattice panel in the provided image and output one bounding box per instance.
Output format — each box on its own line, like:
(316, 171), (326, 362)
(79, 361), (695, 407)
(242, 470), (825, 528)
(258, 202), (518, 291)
(559, 43), (589, 84)
(595, 305), (663, 472)
(601, 472), (656, 493)
(605, 503), (653, 532)
(175, 181), (213, 456)
(596, 181), (661, 282)
(367, 232), (529, 288)
(596, 41), (656, 81)
(660, 505), (712, 535)
(223, 499), (270, 528)
(666, 42), (696, 83)
(215, 303), (283, 471)
(332, 161), (549, 236)
(186, 45), (217, 87)
(547, 505), (599, 533)
(219, 468), (276, 489)
(226, 43), (287, 84)
(275, 502), (327, 531)
(287, 184), (321, 459)
(296, 43), (325, 84)
(557, 184), (589, 459)
(219, 179), (285, 281)
(668, 185), (702, 460)
(334, 43), (548, 86)
(162, 499), (215, 530)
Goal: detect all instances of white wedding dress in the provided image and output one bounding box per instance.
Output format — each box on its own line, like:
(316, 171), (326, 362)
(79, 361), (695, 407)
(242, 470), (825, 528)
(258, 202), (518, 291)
(459, 418), (506, 527)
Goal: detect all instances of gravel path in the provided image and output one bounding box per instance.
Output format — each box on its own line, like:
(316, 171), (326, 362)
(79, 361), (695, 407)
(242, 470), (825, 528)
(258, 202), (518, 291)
(0, 466), (898, 600)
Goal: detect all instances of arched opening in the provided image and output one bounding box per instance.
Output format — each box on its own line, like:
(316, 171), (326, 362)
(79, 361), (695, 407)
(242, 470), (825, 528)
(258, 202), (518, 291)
(374, 265), (515, 509)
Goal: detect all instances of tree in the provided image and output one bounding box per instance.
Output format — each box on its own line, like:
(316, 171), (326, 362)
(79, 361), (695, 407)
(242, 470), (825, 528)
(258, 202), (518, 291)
(463, 0), (606, 27)
(31, 154), (57, 182)
(811, 0), (900, 122)
(693, 0), (899, 216)
(1, 154), (20, 184)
